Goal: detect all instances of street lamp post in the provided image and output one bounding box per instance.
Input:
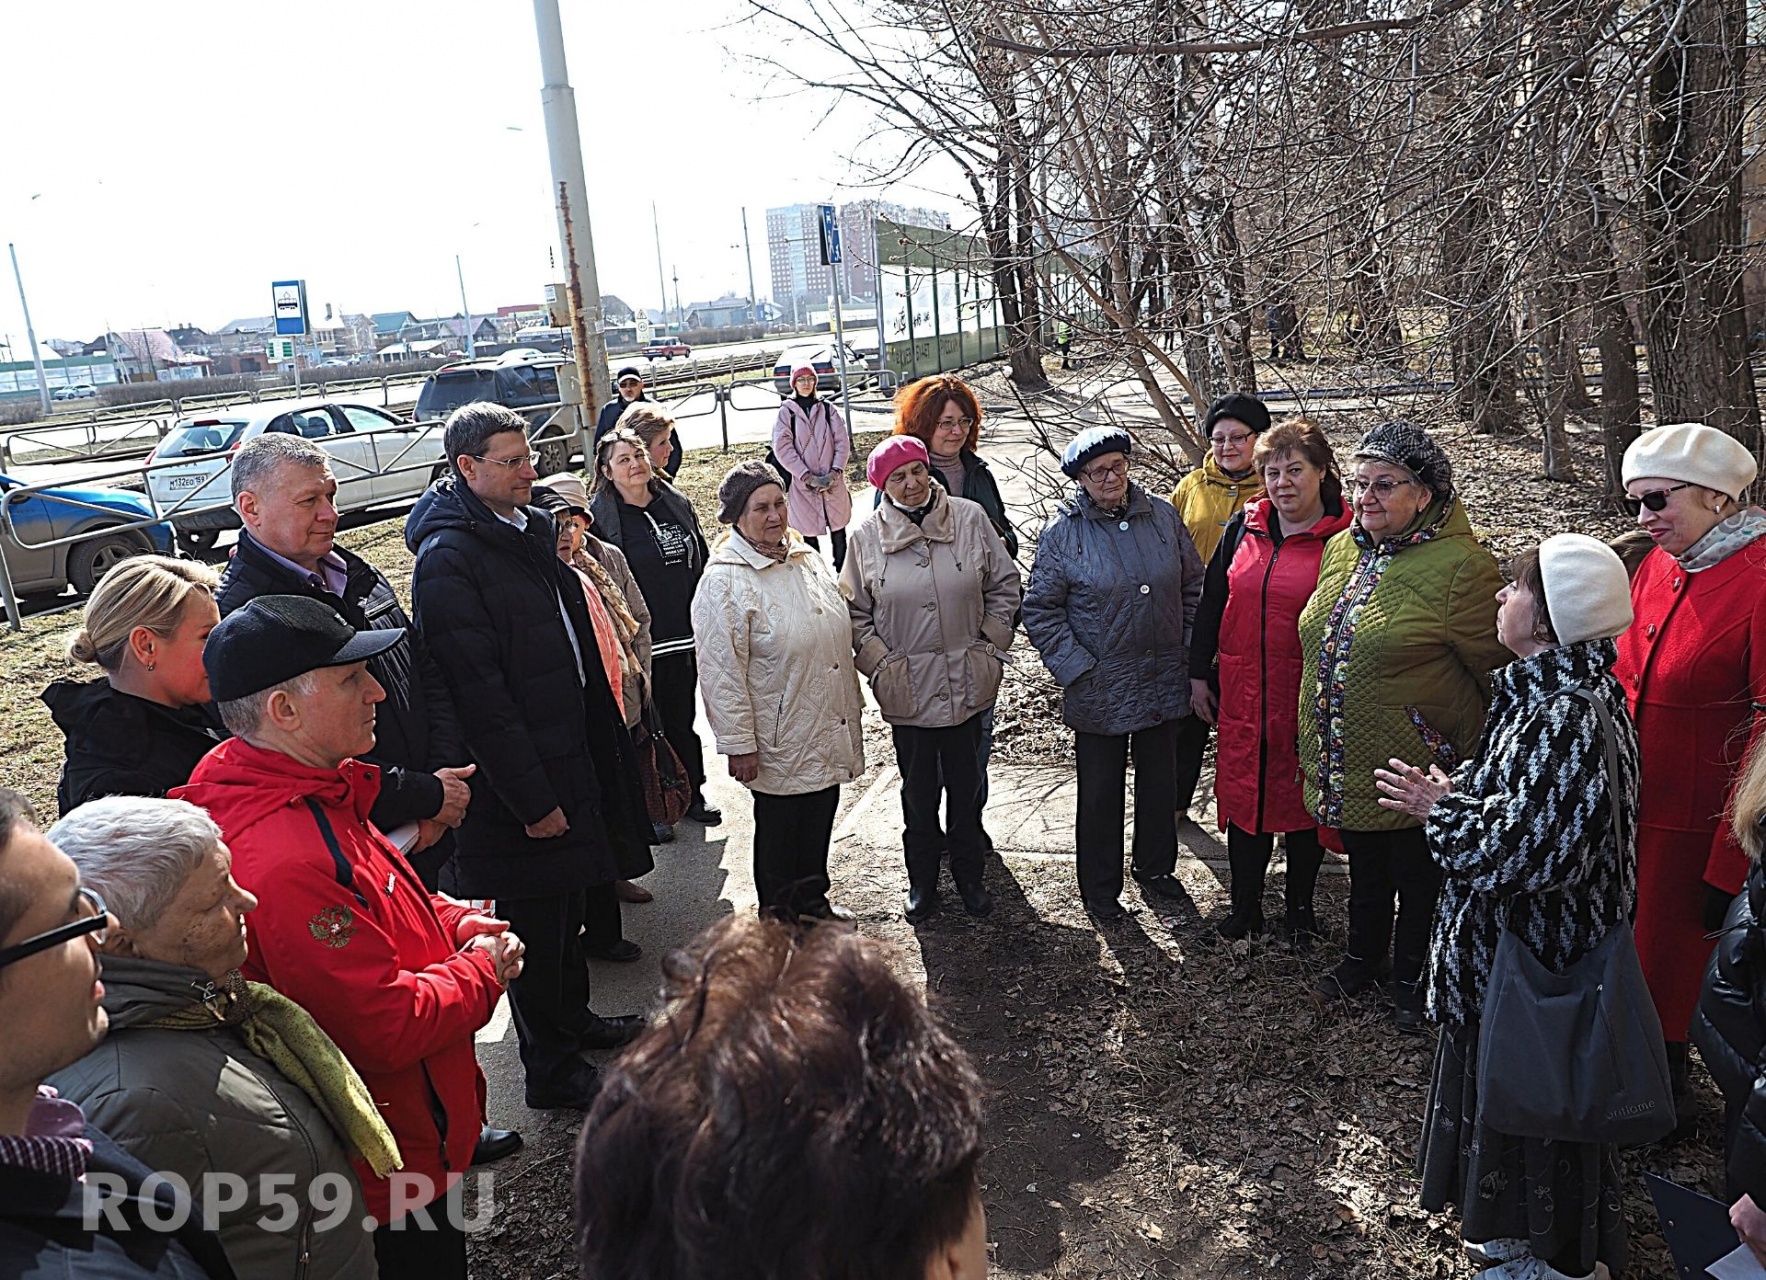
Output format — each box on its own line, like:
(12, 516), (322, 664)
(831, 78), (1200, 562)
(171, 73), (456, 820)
(8, 244), (52, 418)
(455, 255), (476, 358)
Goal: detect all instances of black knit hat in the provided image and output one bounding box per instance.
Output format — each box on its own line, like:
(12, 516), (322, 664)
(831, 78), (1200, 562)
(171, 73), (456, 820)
(1203, 393), (1270, 438)
(1352, 420), (1454, 501)
(716, 459), (786, 523)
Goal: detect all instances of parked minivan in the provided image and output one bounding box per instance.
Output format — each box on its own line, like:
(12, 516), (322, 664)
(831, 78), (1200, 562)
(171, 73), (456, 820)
(412, 352), (576, 473)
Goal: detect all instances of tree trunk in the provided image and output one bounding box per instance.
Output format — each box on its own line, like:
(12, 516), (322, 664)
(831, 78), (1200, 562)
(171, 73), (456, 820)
(1642, 0), (1761, 452)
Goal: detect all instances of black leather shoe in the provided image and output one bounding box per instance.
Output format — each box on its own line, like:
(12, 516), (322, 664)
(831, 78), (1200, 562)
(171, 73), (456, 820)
(1313, 957), (1388, 1004)
(651, 822), (676, 844)
(1085, 898), (1127, 922)
(686, 799), (722, 825)
(905, 885), (940, 924)
(801, 901), (856, 923)
(956, 882), (994, 918)
(1132, 872), (1188, 901)
(1393, 1005), (1426, 1035)
(586, 939), (642, 964)
(580, 1013), (646, 1051)
(525, 1064), (601, 1111)
(471, 1126), (523, 1165)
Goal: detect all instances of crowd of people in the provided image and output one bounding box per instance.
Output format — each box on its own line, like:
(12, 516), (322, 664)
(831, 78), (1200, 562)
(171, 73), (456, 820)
(2, 367), (1765, 1280)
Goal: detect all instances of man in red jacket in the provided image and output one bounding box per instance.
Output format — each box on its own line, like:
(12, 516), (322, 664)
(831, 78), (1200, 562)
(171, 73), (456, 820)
(175, 595), (522, 1280)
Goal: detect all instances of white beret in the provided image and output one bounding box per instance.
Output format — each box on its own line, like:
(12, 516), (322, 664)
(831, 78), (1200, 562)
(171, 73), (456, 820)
(1621, 422), (1757, 501)
(1537, 534), (1633, 646)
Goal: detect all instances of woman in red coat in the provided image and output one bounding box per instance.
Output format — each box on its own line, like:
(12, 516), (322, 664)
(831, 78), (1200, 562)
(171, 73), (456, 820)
(1613, 422), (1766, 1113)
(1190, 421), (1352, 943)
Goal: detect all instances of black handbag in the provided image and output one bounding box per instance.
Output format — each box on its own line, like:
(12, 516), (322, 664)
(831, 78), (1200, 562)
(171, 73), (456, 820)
(1474, 687), (1676, 1147)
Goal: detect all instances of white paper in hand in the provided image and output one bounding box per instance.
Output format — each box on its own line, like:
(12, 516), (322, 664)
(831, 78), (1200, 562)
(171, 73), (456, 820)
(383, 822), (421, 854)
(1711, 1244), (1766, 1280)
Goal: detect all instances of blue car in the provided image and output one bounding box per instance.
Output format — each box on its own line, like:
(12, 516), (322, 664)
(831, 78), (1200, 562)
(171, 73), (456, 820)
(0, 472), (175, 598)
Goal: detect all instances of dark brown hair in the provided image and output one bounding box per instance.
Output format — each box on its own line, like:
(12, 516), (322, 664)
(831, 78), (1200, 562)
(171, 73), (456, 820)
(892, 375), (983, 454)
(1253, 419), (1343, 506)
(1506, 547), (1559, 644)
(575, 916), (985, 1280)
(0, 789), (42, 948)
(1608, 528), (1656, 580)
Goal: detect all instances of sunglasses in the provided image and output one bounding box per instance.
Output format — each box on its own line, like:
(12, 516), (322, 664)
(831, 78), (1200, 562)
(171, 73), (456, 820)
(1622, 482), (1691, 516)
(0, 886), (109, 970)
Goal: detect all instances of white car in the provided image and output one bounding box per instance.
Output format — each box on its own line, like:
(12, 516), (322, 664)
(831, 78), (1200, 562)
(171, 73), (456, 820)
(51, 385), (98, 401)
(145, 400), (447, 551)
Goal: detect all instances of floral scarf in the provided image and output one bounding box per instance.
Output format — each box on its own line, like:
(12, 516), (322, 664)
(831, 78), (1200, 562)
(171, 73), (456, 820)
(1677, 506), (1766, 573)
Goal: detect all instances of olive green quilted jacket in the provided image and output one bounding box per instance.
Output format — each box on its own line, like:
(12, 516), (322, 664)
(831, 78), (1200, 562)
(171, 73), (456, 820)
(1296, 497), (1509, 832)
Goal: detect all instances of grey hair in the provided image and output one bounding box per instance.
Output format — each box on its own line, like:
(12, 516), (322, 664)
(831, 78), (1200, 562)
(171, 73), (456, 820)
(232, 432), (330, 502)
(215, 672), (318, 738)
(48, 798), (221, 933)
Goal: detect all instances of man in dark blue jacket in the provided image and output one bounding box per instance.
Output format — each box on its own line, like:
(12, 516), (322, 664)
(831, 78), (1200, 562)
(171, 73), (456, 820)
(594, 367), (681, 474)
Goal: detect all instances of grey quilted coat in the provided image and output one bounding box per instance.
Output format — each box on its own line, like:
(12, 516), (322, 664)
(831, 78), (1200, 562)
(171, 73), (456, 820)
(1023, 482), (1204, 736)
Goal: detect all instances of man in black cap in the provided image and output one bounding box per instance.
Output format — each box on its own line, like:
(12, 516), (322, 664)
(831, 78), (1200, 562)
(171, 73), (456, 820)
(594, 366), (681, 474)
(177, 595), (522, 1276)
(406, 402), (652, 1111)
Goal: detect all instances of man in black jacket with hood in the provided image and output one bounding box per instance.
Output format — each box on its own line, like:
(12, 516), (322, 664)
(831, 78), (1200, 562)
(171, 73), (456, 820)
(407, 401), (652, 1110)
(214, 434), (472, 889)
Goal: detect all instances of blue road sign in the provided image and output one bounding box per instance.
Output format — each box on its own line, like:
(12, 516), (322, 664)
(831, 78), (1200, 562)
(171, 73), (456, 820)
(818, 204), (843, 266)
(272, 280), (308, 336)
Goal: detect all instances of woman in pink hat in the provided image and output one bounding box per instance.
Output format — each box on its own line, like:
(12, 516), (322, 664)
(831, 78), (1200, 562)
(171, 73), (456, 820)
(842, 435), (1020, 923)
(772, 366), (853, 568)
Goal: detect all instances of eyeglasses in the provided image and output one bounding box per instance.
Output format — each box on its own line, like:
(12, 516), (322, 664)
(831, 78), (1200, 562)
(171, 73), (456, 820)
(0, 886), (109, 970)
(937, 416), (976, 430)
(1349, 477), (1415, 500)
(1210, 432), (1254, 448)
(472, 452), (540, 471)
(1082, 458), (1130, 482)
(1621, 482), (1692, 516)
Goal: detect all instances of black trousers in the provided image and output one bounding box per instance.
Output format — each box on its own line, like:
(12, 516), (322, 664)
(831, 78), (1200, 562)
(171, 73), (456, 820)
(498, 891), (590, 1090)
(1075, 720), (1178, 906)
(1341, 826), (1441, 988)
(893, 716), (986, 892)
(1172, 713), (1210, 813)
(373, 1190), (466, 1279)
(801, 529), (848, 571)
(579, 881), (623, 952)
(651, 651), (706, 796)
(1224, 823), (1325, 915)
(752, 785), (840, 914)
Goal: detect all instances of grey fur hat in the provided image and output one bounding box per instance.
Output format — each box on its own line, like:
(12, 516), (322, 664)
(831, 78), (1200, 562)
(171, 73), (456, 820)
(716, 459), (786, 524)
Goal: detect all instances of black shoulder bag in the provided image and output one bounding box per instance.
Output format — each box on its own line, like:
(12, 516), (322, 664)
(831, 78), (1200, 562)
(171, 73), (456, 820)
(1475, 687), (1675, 1147)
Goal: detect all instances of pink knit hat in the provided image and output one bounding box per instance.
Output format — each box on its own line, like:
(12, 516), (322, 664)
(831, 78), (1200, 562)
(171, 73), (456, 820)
(866, 435), (929, 490)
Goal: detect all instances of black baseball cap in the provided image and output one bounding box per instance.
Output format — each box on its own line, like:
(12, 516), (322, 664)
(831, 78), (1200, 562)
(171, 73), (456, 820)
(204, 595), (404, 702)
(615, 366), (643, 384)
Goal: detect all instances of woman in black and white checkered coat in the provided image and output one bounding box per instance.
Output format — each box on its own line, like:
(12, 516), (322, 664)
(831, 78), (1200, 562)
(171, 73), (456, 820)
(1374, 534), (1640, 1280)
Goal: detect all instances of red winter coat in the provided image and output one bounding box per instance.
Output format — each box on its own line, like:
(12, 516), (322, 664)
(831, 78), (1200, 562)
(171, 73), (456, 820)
(1208, 497), (1353, 834)
(175, 738), (502, 1223)
(1614, 538), (1766, 1041)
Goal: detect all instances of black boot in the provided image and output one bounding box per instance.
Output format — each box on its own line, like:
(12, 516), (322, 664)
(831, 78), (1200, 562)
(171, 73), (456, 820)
(1664, 1040), (1699, 1144)
(1280, 834), (1327, 952)
(1217, 830), (1267, 940)
(955, 878), (994, 918)
(905, 881), (940, 924)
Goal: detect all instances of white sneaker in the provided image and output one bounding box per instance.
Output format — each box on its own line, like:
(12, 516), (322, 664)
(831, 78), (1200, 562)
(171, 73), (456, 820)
(1473, 1259), (1595, 1280)
(1466, 1239), (1530, 1267)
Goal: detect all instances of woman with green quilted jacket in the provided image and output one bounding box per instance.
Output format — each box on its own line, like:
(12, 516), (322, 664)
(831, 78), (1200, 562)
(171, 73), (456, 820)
(1296, 421), (1508, 1031)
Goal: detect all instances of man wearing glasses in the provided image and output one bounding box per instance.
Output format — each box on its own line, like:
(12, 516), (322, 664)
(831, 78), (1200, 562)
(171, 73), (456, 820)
(0, 789), (233, 1276)
(406, 403), (652, 1112)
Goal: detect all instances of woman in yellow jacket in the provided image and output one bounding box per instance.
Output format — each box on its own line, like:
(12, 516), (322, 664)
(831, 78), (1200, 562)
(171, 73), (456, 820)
(1170, 393), (1269, 818)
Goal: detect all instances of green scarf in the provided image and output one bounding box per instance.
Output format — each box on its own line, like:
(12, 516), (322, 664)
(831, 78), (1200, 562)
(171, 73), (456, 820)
(145, 972), (402, 1179)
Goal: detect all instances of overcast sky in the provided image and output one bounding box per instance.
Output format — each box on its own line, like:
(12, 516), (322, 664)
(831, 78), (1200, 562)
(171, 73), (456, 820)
(0, 0), (960, 347)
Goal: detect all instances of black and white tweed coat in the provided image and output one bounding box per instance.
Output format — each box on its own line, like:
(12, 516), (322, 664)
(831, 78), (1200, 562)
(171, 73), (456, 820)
(1422, 638), (1640, 1029)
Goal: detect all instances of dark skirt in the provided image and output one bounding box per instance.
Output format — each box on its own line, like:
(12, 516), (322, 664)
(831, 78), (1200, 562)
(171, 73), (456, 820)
(1416, 1019), (1629, 1277)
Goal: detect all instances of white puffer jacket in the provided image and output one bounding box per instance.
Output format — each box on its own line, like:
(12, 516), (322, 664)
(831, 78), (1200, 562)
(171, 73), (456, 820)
(692, 530), (865, 795)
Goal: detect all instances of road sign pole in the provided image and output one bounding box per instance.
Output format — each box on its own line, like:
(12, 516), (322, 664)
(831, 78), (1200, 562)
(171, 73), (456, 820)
(9, 244), (52, 420)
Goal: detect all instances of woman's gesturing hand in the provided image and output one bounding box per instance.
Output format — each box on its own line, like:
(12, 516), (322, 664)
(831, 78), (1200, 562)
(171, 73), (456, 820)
(1373, 758), (1452, 818)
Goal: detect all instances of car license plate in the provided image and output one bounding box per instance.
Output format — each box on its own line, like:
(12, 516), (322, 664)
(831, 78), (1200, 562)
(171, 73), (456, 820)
(166, 475), (203, 490)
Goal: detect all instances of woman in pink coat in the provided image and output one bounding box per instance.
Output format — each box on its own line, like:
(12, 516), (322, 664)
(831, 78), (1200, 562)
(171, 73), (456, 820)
(772, 365), (853, 568)
(1613, 422), (1766, 1127)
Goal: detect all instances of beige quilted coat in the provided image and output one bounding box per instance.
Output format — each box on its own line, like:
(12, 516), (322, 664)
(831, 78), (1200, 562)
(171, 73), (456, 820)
(692, 530), (865, 795)
(841, 485), (1021, 728)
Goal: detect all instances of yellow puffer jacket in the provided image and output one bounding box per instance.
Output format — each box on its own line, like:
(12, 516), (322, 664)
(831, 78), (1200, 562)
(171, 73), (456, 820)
(1170, 454), (1265, 564)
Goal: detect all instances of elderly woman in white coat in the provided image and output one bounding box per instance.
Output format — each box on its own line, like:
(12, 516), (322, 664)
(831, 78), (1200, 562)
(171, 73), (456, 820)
(772, 365), (854, 569)
(694, 460), (865, 920)
(842, 435), (1021, 925)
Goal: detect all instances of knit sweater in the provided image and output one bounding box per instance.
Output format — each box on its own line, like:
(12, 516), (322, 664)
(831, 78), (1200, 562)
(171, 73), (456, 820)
(1422, 639), (1639, 1029)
